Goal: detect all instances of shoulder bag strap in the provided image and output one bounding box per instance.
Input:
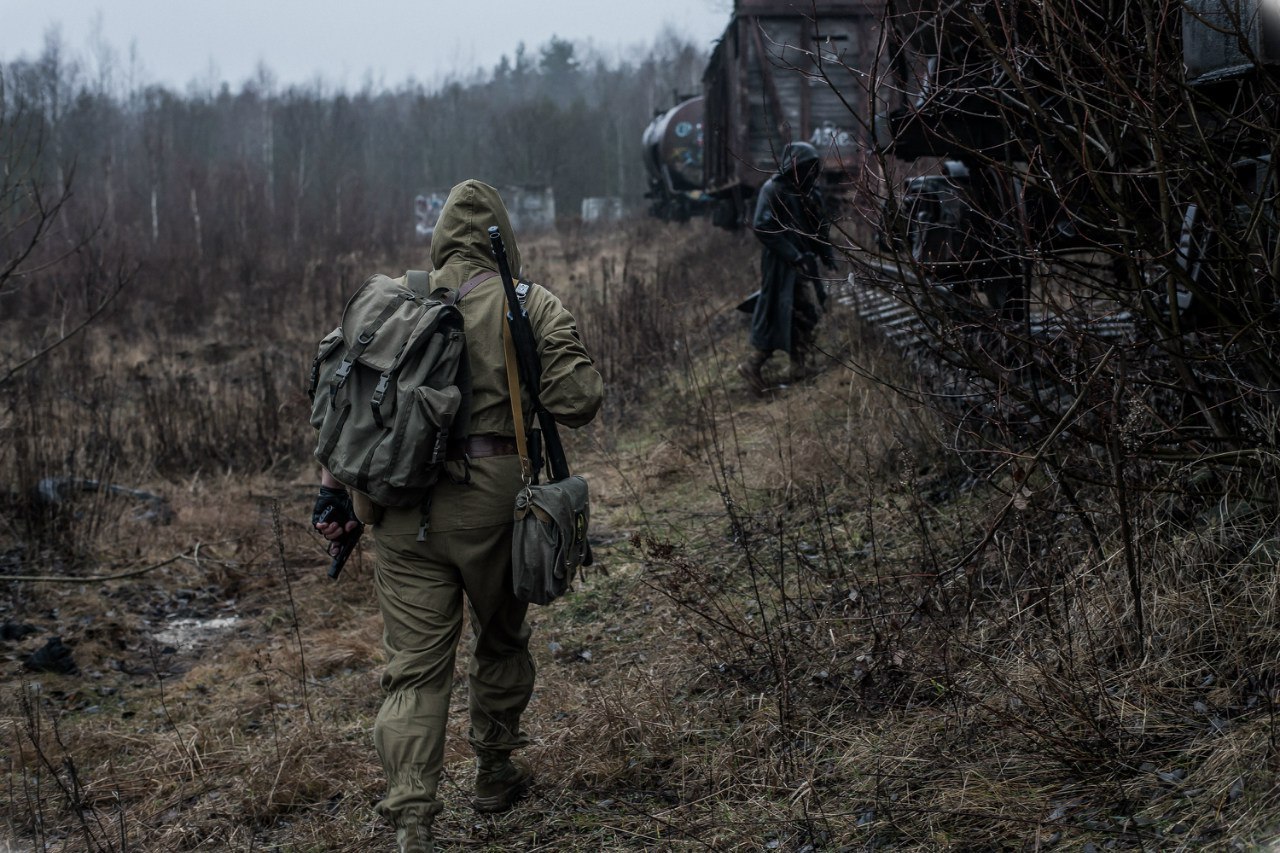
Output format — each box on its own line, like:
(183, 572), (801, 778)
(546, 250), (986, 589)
(443, 270), (500, 306)
(458, 270), (499, 301)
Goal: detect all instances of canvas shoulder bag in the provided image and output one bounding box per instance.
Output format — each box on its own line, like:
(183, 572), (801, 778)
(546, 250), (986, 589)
(502, 315), (591, 605)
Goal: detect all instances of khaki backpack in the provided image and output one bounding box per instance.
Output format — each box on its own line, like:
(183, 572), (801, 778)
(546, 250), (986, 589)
(308, 270), (468, 507)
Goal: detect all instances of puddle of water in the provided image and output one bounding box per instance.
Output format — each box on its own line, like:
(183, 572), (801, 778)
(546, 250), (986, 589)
(153, 616), (241, 651)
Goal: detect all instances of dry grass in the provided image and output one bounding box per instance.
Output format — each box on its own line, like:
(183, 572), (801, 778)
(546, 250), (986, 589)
(3, 217), (1280, 852)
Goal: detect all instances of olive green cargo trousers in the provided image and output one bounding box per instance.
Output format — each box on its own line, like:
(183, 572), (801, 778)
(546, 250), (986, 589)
(370, 505), (534, 826)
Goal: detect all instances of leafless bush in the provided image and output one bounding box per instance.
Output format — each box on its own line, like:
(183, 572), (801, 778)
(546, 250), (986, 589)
(572, 219), (754, 417)
(6, 684), (125, 852)
(753, 0), (1280, 843)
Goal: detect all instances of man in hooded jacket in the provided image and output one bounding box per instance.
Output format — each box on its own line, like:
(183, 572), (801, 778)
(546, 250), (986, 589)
(315, 180), (603, 852)
(738, 141), (834, 396)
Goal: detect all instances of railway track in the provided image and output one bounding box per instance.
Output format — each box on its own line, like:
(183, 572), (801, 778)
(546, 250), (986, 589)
(832, 257), (1140, 436)
(837, 258), (1135, 348)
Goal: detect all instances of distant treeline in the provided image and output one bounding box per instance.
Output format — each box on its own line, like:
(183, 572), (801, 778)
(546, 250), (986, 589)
(0, 31), (707, 259)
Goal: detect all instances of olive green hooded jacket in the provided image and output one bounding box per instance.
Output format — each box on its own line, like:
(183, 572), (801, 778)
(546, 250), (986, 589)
(427, 179), (602, 437)
(369, 180), (602, 531)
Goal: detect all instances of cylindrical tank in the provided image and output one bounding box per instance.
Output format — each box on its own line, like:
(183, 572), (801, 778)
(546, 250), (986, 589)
(642, 97), (705, 194)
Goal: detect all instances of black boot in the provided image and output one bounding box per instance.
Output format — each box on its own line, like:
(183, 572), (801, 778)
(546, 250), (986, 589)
(788, 347), (815, 383)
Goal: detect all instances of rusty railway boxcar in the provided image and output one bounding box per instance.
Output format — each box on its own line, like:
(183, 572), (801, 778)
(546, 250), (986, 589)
(702, 0), (887, 228)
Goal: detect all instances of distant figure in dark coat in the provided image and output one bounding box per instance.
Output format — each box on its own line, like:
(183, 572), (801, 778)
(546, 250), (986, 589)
(738, 141), (834, 397)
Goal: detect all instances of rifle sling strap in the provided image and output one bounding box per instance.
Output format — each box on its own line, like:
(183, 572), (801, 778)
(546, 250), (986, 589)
(502, 318), (533, 482)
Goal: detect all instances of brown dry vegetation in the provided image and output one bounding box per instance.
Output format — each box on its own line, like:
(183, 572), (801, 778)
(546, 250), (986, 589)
(3, 217), (1280, 853)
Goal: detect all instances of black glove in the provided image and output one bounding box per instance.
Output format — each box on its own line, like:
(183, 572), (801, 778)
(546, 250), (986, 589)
(312, 485), (355, 531)
(313, 485), (365, 578)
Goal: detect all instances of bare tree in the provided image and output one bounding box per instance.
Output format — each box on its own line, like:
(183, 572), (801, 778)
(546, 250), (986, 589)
(0, 62), (128, 389)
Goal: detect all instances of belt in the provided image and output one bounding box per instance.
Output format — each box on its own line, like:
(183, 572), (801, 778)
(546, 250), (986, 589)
(445, 435), (520, 461)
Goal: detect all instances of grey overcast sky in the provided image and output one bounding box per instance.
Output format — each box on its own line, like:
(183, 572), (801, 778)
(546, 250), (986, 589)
(0, 1), (733, 90)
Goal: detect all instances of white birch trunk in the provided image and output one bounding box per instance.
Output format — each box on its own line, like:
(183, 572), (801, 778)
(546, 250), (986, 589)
(190, 187), (203, 258)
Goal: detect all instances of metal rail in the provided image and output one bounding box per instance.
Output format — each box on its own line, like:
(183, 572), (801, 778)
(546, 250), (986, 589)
(834, 257), (1137, 432)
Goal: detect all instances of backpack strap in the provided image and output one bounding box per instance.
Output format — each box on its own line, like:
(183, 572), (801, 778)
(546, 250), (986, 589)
(405, 269), (430, 296)
(331, 290), (416, 404)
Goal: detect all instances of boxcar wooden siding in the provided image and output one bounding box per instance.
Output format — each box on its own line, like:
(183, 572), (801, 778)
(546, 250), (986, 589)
(704, 3), (884, 194)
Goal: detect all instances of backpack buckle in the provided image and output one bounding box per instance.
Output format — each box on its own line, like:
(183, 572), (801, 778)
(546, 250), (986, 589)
(370, 374), (391, 428)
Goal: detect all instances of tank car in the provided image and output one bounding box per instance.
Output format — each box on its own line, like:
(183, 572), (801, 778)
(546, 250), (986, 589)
(642, 96), (710, 222)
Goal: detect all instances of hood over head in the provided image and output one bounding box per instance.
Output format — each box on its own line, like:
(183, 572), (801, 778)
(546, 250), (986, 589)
(778, 141), (821, 190)
(429, 180), (522, 289)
